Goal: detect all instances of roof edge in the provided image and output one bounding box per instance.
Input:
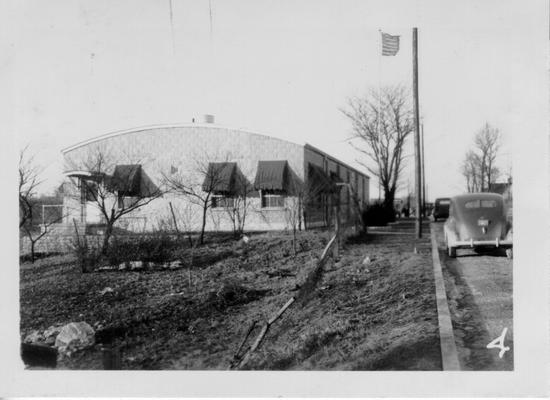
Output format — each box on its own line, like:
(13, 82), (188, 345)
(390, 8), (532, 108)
(61, 123), (304, 154)
(304, 143), (370, 180)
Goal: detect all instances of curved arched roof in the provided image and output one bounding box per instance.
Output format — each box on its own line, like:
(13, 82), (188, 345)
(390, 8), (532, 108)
(61, 123), (303, 154)
(61, 123), (370, 180)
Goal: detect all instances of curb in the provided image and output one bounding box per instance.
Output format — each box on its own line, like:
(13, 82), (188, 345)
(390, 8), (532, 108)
(430, 225), (461, 370)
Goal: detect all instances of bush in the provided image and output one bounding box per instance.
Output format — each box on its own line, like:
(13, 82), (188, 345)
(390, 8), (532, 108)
(362, 202), (395, 227)
(71, 237), (101, 273)
(105, 233), (181, 265)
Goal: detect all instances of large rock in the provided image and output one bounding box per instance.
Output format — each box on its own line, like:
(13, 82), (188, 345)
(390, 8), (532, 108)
(24, 330), (44, 344)
(44, 324), (63, 339)
(43, 324), (64, 345)
(54, 322), (95, 352)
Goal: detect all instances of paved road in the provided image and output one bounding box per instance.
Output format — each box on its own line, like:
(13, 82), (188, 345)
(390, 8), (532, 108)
(432, 222), (513, 371)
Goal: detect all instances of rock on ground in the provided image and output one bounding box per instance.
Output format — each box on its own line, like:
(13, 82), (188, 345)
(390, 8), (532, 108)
(24, 330), (44, 344)
(54, 322), (95, 353)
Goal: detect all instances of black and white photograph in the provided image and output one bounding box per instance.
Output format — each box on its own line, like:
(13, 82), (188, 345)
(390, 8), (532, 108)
(2, 0), (549, 397)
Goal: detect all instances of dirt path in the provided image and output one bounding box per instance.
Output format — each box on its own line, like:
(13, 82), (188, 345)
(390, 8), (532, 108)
(433, 222), (513, 370)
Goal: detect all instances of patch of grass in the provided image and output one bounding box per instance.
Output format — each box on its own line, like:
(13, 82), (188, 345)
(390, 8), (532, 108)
(20, 230), (441, 370)
(206, 282), (270, 311)
(245, 232), (441, 370)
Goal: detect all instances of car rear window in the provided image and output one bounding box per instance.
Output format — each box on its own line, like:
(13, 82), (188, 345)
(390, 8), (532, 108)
(438, 200), (450, 205)
(464, 199), (498, 208)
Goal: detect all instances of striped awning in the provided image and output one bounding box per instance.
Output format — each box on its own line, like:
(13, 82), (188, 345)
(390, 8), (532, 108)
(202, 162), (236, 193)
(254, 160), (288, 191)
(110, 165), (159, 197)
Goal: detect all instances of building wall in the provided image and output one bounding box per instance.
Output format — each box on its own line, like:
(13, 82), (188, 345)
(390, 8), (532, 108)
(303, 144), (370, 227)
(63, 125), (306, 231)
(61, 125), (369, 233)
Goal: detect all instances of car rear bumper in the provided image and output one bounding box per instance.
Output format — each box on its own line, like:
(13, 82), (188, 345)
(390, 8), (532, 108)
(452, 239), (512, 248)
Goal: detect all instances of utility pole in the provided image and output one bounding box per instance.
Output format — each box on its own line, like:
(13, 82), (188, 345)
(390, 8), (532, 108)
(421, 122), (426, 217)
(412, 27), (422, 238)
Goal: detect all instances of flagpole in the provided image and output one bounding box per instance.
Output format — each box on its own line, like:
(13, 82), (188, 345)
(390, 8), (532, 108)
(412, 27), (422, 238)
(377, 29), (383, 203)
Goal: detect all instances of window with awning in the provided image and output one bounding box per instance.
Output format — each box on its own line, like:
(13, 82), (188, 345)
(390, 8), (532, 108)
(202, 162), (236, 193)
(254, 161), (290, 208)
(109, 164), (159, 197)
(254, 160), (289, 191)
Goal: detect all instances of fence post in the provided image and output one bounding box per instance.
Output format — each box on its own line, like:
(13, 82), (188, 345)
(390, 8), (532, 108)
(333, 205), (340, 259)
(72, 218), (81, 248)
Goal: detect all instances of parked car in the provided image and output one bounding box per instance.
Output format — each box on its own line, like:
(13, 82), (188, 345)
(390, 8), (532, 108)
(432, 197), (451, 221)
(444, 193), (513, 258)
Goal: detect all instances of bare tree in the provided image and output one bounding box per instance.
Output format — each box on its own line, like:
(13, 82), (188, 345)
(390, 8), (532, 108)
(163, 154), (234, 245)
(19, 147), (69, 262)
(21, 210), (67, 263)
(461, 123), (501, 192)
(19, 146), (41, 229)
(284, 192), (303, 255)
(461, 150), (482, 192)
(342, 85), (414, 212)
(224, 169), (254, 237)
(65, 148), (164, 254)
(475, 123), (500, 191)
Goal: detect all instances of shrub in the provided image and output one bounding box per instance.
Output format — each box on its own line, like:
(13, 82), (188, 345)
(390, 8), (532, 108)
(137, 233), (180, 263)
(105, 232), (181, 265)
(362, 202), (395, 227)
(71, 237), (101, 273)
(104, 236), (140, 266)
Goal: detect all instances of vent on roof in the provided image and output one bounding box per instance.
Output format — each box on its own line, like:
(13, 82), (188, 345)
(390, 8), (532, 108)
(203, 114), (215, 124)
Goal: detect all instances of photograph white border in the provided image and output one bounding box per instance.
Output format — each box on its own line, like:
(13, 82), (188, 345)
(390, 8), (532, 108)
(1, 0), (549, 397)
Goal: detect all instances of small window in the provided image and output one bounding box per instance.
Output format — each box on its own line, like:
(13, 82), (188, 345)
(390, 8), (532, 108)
(212, 195), (234, 208)
(87, 183), (98, 201)
(481, 200), (497, 208)
(465, 199), (498, 209)
(261, 190), (285, 208)
(438, 200), (450, 205)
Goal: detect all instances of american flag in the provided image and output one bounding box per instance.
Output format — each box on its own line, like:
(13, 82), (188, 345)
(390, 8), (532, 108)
(381, 32), (400, 56)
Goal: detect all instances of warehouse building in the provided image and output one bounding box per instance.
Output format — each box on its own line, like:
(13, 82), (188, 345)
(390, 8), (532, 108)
(61, 120), (370, 233)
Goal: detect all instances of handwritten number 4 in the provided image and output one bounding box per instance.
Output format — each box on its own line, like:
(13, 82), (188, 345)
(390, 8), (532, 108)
(486, 327), (510, 358)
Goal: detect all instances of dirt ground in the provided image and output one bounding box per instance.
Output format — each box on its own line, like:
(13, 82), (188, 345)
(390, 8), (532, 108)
(20, 229), (442, 370)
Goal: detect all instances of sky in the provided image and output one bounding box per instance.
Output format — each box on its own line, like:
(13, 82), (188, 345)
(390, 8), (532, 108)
(7, 0), (548, 200)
